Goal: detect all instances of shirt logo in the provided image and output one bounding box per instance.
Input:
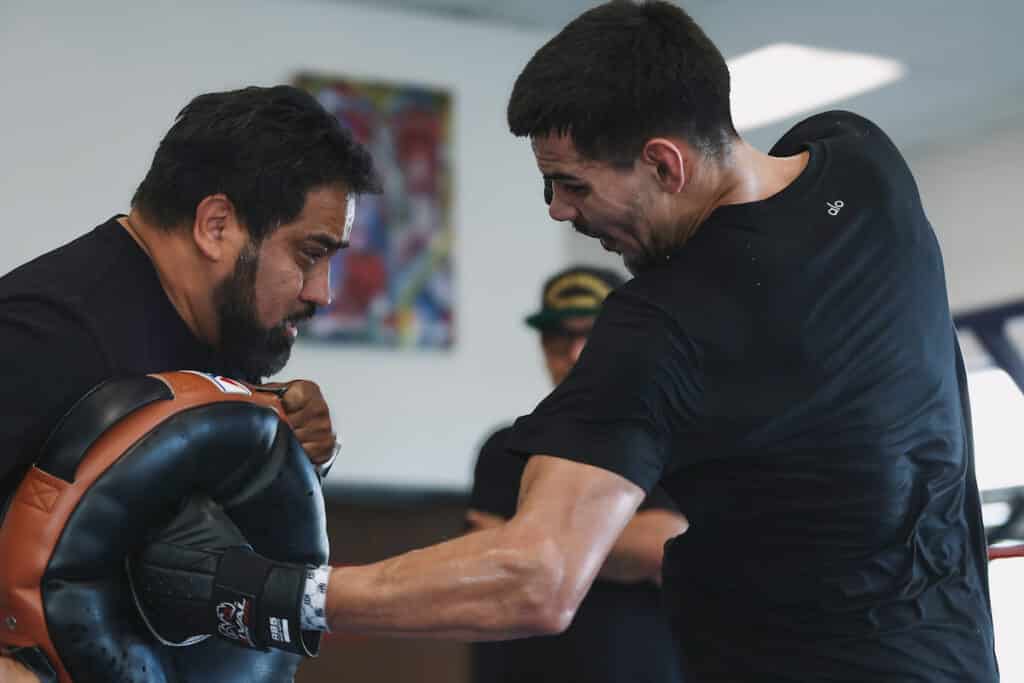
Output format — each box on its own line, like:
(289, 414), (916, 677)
(826, 200), (845, 216)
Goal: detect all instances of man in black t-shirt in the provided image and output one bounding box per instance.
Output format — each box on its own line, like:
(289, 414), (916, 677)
(0, 86), (379, 680)
(132, 4), (999, 681)
(467, 266), (685, 683)
(0, 85), (379, 500)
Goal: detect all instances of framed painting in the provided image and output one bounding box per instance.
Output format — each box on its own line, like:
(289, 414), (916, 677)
(294, 72), (454, 349)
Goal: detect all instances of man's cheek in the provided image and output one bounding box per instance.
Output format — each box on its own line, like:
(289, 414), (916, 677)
(257, 267), (302, 321)
(252, 289), (286, 331)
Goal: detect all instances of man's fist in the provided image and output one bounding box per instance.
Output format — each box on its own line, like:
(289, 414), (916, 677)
(260, 380), (337, 466)
(128, 497), (316, 656)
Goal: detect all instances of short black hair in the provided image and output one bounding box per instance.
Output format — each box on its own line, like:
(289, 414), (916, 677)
(507, 0), (737, 164)
(132, 85), (380, 241)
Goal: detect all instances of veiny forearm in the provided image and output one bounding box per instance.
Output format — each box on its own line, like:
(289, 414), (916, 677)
(325, 456), (643, 641)
(325, 520), (567, 641)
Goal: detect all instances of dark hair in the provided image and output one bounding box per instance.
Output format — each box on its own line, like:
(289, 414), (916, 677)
(507, 0), (737, 164)
(132, 85), (380, 241)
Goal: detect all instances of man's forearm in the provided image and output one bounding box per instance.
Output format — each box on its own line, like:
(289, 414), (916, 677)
(325, 457), (642, 640)
(467, 507), (687, 586)
(325, 520), (574, 640)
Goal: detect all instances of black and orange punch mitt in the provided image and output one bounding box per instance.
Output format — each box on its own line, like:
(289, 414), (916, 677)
(0, 371), (329, 683)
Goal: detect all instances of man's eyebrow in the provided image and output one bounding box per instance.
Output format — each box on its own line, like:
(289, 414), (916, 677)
(543, 172), (585, 184)
(307, 232), (347, 250)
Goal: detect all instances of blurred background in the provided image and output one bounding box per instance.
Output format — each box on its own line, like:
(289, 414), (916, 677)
(2, 0), (1022, 680)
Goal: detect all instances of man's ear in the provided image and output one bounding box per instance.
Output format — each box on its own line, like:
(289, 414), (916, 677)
(191, 194), (246, 262)
(641, 138), (687, 194)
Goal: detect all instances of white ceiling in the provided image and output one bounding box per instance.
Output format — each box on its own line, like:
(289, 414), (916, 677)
(338, 0), (710, 29)
(334, 0), (1024, 152)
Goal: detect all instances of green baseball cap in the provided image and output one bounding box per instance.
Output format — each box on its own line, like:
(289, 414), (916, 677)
(525, 265), (625, 331)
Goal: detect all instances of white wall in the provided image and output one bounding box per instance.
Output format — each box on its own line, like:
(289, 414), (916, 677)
(904, 113), (1024, 312)
(0, 0), (563, 490)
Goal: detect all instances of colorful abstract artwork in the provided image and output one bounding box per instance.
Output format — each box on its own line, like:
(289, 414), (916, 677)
(294, 72), (454, 349)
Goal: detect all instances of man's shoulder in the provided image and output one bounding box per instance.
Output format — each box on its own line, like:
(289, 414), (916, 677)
(602, 273), (673, 316)
(477, 424), (515, 461)
(0, 217), (136, 312)
(772, 110), (910, 186)
(602, 265), (714, 343)
(0, 216), (157, 327)
(770, 110), (887, 155)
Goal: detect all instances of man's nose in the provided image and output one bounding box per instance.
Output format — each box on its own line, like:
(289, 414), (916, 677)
(548, 193), (578, 223)
(300, 264), (332, 307)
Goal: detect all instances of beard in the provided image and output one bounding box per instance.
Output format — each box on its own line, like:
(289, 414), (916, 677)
(214, 242), (315, 381)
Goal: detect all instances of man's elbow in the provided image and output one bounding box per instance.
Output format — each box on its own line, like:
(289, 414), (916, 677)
(517, 588), (576, 637)
(527, 603), (575, 636)
(508, 538), (580, 636)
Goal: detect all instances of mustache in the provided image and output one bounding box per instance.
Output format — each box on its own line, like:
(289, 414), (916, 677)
(285, 305), (317, 326)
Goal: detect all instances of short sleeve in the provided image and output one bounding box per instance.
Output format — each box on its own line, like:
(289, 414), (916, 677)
(639, 485), (679, 512)
(467, 427), (524, 518)
(0, 298), (111, 491)
(504, 287), (704, 493)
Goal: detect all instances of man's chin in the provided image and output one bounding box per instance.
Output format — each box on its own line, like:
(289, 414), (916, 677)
(262, 335), (296, 377)
(248, 349), (292, 380)
(233, 335), (294, 380)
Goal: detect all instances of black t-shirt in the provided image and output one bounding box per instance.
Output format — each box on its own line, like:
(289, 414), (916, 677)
(0, 217), (243, 500)
(468, 426), (684, 683)
(506, 112), (999, 682)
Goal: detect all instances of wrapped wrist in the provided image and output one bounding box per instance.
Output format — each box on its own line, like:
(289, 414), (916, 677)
(210, 547), (319, 656)
(130, 542), (322, 657)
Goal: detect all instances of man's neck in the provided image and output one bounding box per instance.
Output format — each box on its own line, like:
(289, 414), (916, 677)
(665, 140), (810, 251)
(714, 140), (810, 210)
(117, 211), (218, 347)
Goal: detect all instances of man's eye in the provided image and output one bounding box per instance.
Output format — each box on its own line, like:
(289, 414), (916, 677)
(302, 250), (327, 265)
(544, 180), (587, 205)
